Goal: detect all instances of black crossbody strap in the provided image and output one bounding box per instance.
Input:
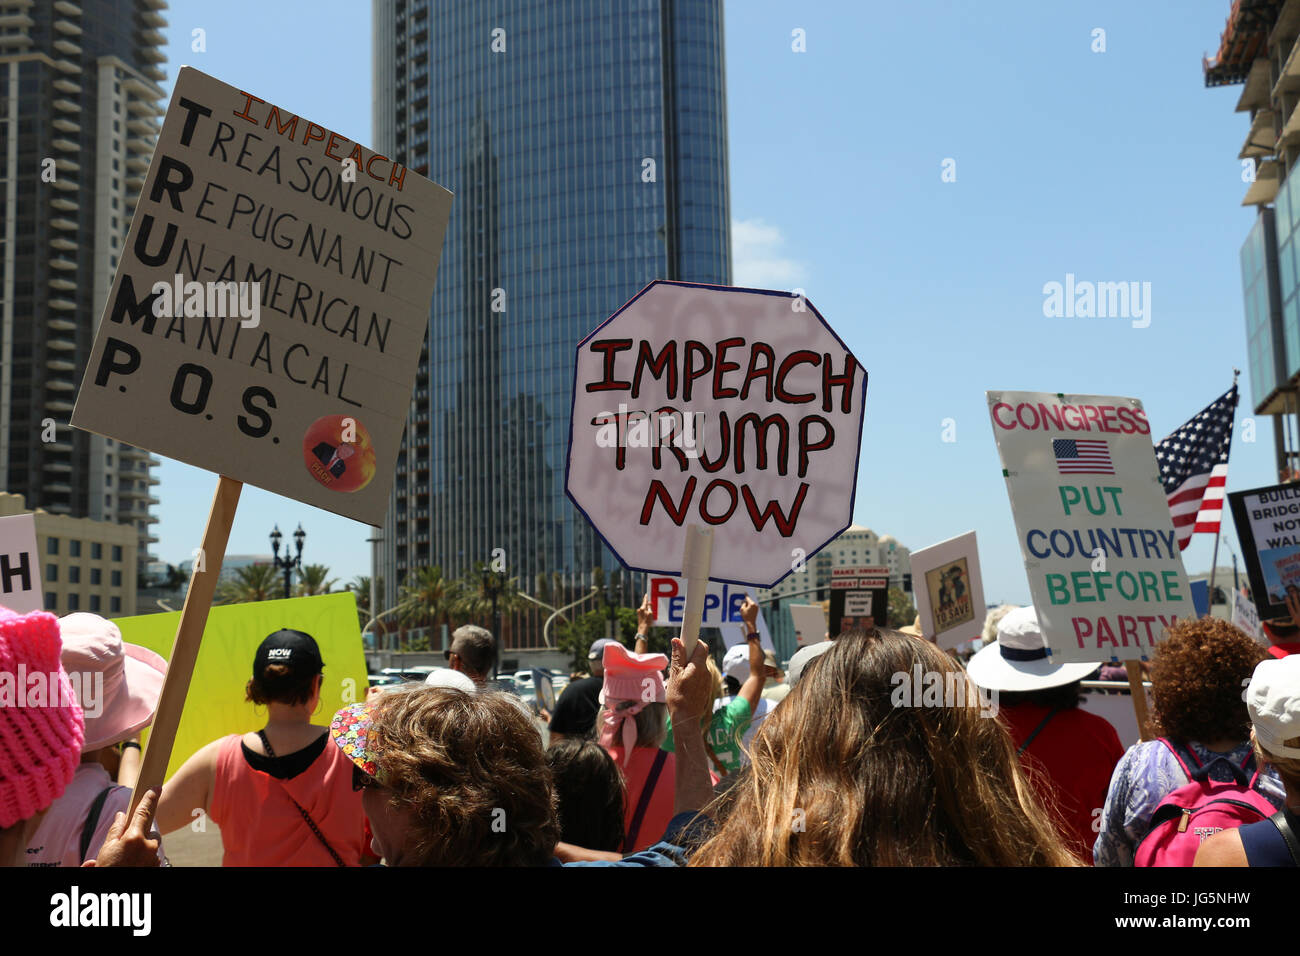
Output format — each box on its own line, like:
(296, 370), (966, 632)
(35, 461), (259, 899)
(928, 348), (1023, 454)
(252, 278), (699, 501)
(623, 748), (669, 854)
(258, 729), (347, 868)
(80, 787), (115, 863)
(1017, 708), (1060, 756)
(1270, 809), (1300, 866)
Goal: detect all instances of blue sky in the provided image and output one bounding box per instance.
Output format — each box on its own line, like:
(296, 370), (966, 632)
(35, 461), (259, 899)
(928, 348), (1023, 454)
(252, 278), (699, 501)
(153, 0), (1261, 604)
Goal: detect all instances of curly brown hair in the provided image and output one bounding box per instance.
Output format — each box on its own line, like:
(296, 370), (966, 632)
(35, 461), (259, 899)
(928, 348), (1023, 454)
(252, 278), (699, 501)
(1149, 618), (1267, 745)
(367, 686), (559, 866)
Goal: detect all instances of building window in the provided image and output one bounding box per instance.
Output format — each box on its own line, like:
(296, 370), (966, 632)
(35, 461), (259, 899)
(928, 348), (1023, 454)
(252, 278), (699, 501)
(91, 568), (101, 585)
(111, 570), (122, 586)
(69, 567), (80, 584)
(47, 537), (58, 554)
(46, 593), (57, 608)
(92, 543), (102, 560)
(105, 495), (112, 507)
(105, 476), (112, 486)
(69, 540), (81, 557)
(90, 595), (102, 612)
(68, 594), (79, 611)
(47, 564), (57, 582)
(112, 546), (122, 561)
(110, 597), (121, 613)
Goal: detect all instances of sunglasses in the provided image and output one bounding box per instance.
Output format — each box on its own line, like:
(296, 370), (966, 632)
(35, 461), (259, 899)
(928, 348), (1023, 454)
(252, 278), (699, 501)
(352, 763), (381, 792)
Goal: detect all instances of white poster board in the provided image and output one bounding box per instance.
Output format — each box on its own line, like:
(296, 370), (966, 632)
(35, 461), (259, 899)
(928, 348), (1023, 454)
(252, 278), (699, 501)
(0, 514), (43, 614)
(646, 574), (774, 650)
(1231, 589), (1266, 646)
(71, 67), (453, 525)
(788, 604), (827, 646)
(566, 281), (867, 588)
(910, 531), (987, 649)
(988, 391), (1195, 664)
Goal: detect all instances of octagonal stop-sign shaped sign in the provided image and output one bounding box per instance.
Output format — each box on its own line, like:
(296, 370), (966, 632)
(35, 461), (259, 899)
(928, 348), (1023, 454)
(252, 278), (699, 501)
(566, 280), (867, 588)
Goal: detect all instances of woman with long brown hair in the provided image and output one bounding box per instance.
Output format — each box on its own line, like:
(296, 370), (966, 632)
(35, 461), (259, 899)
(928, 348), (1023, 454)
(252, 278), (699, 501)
(688, 628), (1079, 866)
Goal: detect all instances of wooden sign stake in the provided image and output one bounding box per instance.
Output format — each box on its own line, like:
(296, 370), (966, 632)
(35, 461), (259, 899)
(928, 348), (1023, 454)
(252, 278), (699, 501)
(678, 524), (714, 655)
(1124, 659), (1152, 741)
(129, 475), (242, 812)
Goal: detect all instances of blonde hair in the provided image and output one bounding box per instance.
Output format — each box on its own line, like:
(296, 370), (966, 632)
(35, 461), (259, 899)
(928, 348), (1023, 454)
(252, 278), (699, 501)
(690, 629), (1079, 867)
(1252, 727), (1300, 791)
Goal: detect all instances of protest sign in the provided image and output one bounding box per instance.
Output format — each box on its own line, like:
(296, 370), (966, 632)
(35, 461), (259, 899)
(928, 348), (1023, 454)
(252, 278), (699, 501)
(647, 574), (762, 628)
(1231, 589), (1265, 645)
(1227, 482), (1300, 620)
(910, 531), (986, 649)
(0, 514), (42, 614)
(118, 592), (366, 779)
(1189, 579), (1210, 618)
(69, 68), (451, 809)
(828, 566), (888, 635)
(532, 669), (556, 713)
(988, 391), (1195, 664)
(71, 67), (452, 526)
(566, 281), (867, 588)
(788, 604), (827, 646)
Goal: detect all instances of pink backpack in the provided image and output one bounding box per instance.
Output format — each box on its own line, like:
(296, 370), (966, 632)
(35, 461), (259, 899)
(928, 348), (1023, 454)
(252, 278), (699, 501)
(1134, 738), (1276, 867)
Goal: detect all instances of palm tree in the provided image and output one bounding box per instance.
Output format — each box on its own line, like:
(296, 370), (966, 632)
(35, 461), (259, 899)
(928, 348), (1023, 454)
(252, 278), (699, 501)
(217, 564), (280, 604)
(398, 566), (461, 648)
(455, 562), (523, 626)
(347, 574), (371, 621)
(295, 563), (337, 596)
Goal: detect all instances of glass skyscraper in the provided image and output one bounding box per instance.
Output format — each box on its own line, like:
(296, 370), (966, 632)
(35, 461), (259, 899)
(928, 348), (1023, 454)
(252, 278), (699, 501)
(0, 0), (167, 575)
(372, 0), (730, 646)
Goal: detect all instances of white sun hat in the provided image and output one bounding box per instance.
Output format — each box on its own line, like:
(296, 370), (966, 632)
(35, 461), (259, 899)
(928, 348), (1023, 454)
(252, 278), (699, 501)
(966, 606), (1101, 692)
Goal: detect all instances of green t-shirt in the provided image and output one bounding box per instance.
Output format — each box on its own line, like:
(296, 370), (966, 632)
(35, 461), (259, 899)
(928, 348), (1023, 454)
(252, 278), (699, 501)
(662, 697), (752, 774)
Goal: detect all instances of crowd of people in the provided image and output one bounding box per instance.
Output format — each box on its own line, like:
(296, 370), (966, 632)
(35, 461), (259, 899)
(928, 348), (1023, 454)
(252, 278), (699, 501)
(1, 587), (1298, 868)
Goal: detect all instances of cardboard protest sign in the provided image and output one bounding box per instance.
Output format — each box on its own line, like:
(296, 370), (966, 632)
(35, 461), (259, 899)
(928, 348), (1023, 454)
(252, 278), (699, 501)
(1231, 588), (1265, 645)
(118, 592), (366, 779)
(71, 67), (453, 526)
(788, 604), (828, 645)
(532, 669), (556, 712)
(910, 531), (986, 649)
(566, 281), (867, 588)
(1227, 482), (1300, 620)
(647, 574), (761, 628)
(0, 514), (42, 614)
(988, 391), (1195, 664)
(830, 581), (886, 636)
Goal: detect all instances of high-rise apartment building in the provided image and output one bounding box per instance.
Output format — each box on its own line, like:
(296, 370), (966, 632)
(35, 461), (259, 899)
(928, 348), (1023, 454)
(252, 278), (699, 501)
(372, 0), (731, 645)
(0, 0), (166, 576)
(1205, 0), (1300, 480)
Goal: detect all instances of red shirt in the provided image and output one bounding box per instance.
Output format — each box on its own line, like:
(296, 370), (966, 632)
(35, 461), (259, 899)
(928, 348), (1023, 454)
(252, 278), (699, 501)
(606, 745), (676, 853)
(999, 703), (1124, 865)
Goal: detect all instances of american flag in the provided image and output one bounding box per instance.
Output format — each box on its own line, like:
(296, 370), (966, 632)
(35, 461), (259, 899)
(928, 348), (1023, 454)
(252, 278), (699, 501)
(1053, 439), (1114, 475)
(1155, 384), (1238, 552)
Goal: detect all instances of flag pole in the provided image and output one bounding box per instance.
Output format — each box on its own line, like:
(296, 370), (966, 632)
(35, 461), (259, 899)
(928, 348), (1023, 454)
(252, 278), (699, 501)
(1207, 369), (1240, 608)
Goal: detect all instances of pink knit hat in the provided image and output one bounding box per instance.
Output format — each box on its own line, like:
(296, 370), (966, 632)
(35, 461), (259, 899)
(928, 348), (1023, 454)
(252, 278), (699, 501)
(0, 606), (86, 829)
(599, 642), (667, 705)
(598, 643), (667, 766)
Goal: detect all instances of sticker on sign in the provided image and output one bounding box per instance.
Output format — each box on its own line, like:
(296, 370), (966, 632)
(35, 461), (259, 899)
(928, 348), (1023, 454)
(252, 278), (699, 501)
(566, 284), (868, 589)
(70, 68), (453, 526)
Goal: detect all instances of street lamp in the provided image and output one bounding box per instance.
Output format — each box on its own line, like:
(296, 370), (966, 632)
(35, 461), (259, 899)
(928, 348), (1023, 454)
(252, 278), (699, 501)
(481, 564), (505, 679)
(270, 523), (305, 600)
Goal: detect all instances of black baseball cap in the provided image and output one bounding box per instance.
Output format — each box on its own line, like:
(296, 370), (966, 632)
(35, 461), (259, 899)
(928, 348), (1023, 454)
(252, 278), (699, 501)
(253, 629), (324, 677)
